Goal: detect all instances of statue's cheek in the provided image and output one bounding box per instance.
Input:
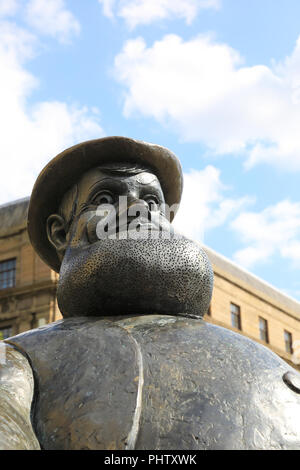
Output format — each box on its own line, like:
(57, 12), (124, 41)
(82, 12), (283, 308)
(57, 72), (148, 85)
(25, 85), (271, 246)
(86, 209), (118, 243)
(68, 211), (96, 247)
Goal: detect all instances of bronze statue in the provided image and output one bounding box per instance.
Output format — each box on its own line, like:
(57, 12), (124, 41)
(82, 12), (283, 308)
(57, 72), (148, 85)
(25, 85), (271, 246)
(1, 136), (300, 450)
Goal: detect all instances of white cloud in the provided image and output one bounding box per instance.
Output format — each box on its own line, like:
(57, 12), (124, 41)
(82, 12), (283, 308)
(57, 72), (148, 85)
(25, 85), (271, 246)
(25, 0), (80, 43)
(114, 33), (300, 170)
(231, 200), (300, 269)
(98, 0), (220, 28)
(0, 21), (104, 205)
(173, 165), (252, 241)
(99, 0), (116, 18)
(0, 0), (19, 17)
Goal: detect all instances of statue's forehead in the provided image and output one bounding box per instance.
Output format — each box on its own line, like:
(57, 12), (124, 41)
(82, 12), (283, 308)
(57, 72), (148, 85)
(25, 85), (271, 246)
(77, 166), (161, 191)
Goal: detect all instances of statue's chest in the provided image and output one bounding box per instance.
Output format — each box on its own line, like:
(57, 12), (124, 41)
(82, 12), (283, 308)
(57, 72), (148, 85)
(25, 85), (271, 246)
(17, 320), (140, 450)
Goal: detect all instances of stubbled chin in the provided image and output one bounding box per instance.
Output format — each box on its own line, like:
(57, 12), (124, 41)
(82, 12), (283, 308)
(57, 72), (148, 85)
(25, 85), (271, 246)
(57, 238), (213, 319)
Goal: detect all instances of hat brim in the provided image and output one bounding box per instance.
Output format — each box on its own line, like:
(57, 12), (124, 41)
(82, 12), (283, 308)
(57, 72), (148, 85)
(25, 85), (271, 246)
(28, 136), (183, 273)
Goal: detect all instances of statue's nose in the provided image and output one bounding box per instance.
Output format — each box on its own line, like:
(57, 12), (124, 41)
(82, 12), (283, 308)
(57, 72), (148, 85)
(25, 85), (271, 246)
(127, 198), (150, 219)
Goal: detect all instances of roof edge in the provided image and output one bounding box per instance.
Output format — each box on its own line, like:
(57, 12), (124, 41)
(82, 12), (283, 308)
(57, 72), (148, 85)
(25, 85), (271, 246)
(202, 243), (300, 314)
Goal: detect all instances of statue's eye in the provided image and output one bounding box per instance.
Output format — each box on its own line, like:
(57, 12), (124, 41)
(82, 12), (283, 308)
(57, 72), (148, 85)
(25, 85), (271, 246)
(144, 195), (159, 211)
(93, 192), (114, 206)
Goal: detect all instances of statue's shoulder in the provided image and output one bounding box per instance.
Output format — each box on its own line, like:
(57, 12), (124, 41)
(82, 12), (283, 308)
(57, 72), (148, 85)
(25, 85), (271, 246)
(4, 314), (292, 374)
(113, 314), (290, 371)
(5, 317), (111, 350)
(5, 313), (298, 388)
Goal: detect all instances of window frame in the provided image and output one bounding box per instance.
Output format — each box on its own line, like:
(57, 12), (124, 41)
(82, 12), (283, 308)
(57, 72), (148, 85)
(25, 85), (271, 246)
(259, 317), (269, 343)
(284, 330), (293, 354)
(230, 303), (241, 330)
(0, 258), (17, 290)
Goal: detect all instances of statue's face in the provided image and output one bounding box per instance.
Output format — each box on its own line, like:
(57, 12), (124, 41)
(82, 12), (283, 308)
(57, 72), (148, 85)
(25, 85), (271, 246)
(66, 166), (173, 248)
(53, 165), (213, 319)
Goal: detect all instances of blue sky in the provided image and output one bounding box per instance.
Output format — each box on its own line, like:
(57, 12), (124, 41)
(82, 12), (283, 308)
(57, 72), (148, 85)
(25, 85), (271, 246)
(0, 0), (300, 300)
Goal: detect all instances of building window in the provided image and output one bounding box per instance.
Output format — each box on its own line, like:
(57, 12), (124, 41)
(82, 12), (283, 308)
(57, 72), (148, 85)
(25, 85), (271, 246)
(230, 303), (241, 330)
(284, 330), (293, 354)
(259, 317), (269, 343)
(0, 326), (12, 340)
(0, 258), (16, 290)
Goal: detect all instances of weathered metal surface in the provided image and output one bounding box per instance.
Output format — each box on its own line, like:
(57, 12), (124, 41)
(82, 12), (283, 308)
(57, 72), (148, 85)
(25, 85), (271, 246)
(7, 318), (140, 450)
(58, 238), (213, 319)
(6, 315), (300, 450)
(0, 343), (40, 450)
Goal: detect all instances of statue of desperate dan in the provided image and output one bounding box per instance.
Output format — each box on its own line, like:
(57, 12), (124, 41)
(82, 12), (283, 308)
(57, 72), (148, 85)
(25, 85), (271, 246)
(1, 136), (300, 450)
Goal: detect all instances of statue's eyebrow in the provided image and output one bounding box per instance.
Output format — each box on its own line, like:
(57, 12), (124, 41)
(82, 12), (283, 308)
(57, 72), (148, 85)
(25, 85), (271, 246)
(77, 177), (125, 214)
(87, 177), (127, 194)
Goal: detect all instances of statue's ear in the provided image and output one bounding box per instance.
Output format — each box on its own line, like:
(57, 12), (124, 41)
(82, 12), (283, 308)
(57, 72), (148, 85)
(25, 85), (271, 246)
(46, 214), (68, 257)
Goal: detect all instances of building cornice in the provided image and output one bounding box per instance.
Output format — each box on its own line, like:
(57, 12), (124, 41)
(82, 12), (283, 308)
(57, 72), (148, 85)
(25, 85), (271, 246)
(0, 279), (57, 300)
(203, 245), (300, 320)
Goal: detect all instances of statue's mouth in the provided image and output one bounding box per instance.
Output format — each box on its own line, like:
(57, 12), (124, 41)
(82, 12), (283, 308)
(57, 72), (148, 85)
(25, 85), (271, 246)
(118, 218), (160, 236)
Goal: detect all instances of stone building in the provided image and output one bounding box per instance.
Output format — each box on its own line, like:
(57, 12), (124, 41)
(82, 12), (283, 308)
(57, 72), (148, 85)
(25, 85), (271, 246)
(0, 198), (60, 339)
(0, 197), (299, 369)
(205, 246), (300, 369)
